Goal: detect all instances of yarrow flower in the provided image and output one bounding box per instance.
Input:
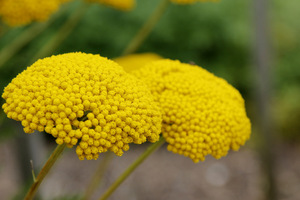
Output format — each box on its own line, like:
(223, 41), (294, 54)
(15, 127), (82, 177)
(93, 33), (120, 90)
(86, 0), (135, 11)
(131, 59), (251, 163)
(0, 0), (69, 26)
(114, 53), (163, 72)
(171, 0), (219, 4)
(2, 52), (162, 160)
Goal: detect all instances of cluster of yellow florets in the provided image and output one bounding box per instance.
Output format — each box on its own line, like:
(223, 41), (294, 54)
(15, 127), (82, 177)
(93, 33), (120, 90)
(114, 53), (163, 72)
(2, 52), (162, 160)
(131, 59), (251, 163)
(171, 0), (219, 4)
(86, 0), (135, 11)
(0, 0), (69, 26)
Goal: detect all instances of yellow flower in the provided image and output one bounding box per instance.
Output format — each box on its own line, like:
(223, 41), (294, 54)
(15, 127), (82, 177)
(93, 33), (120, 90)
(171, 0), (219, 4)
(114, 53), (163, 72)
(132, 59), (251, 163)
(86, 0), (135, 11)
(0, 0), (69, 26)
(2, 52), (162, 160)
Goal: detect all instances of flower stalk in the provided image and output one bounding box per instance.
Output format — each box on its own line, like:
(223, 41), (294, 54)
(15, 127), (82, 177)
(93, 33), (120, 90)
(24, 143), (66, 200)
(83, 152), (114, 200)
(0, 23), (49, 68)
(30, 2), (89, 63)
(121, 0), (170, 55)
(98, 137), (165, 200)
(30, 160), (36, 182)
(0, 5), (68, 69)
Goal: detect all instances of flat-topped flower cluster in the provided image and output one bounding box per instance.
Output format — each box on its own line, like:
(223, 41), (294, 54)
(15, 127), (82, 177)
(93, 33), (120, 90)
(130, 59), (251, 162)
(2, 52), (162, 160)
(2, 52), (251, 162)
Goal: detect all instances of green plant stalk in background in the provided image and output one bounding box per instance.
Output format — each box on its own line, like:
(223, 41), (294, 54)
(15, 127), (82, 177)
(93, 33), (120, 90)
(29, 2), (90, 64)
(0, 23), (49, 68)
(0, 5), (69, 69)
(98, 137), (165, 200)
(24, 144), (66, 200)
(121, 0), (170, 55)
(82, 152), (114, 200)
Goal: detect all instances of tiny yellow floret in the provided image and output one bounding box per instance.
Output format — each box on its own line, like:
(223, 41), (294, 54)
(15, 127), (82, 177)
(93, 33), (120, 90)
(132, 59), (251, 163)
(2, 52), (162, 160)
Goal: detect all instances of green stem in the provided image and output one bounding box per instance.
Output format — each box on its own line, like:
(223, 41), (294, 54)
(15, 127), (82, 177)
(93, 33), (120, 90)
(0, 5), (68, 69)
(30, 2), (89, 63)
(0, 23), (49, 68)
(24, 144), (66, 200)
(83, 152), (114, 200)
(98, 137), (165, 200)
(121, 0), (170, 55)
(30, 160), (37, 182)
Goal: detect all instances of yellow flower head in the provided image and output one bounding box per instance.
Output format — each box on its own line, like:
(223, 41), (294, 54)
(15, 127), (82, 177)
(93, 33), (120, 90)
(171, 0), (219, 4)
(2, 52), (162, 160)
(0, 0), (69, 26)
(132, 59), (251, 163)
(114, 53), (163, 72)
(86, 0), (135, 11)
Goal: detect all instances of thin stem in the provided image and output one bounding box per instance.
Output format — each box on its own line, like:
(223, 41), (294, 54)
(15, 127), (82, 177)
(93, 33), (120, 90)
(83, 152), (114, 200)
(0, 23), (49, 68)
(121, 0), (170, 55)
(0, 5), (68, 69)
(30, 160), (36, 182)
(253, 0), (277, 199)
(30, 2), (89, 63)
(98, 137), (165, 200)
(24, 143), (66, 200)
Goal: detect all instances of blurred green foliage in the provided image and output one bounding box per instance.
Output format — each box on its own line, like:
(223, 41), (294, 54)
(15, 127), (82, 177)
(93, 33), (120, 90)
(271, 0), (300, 142)
(0, 0), (299, 141)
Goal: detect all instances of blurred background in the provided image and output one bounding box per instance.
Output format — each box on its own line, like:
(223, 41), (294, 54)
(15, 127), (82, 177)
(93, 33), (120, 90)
(0, 0), (299, 199)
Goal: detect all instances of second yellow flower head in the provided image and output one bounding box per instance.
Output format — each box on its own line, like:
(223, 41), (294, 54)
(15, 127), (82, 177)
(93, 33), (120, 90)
(132, 59), (251, 163)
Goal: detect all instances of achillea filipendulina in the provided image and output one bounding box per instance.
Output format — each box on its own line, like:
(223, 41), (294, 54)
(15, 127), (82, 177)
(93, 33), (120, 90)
(114, 53), (163, 72)
(0, 0), (69, 26)
(171, 0), (219, 4)
(86, 0), (135, 11)
(132, 59), (251, 163)
(2, 52), (162, 160)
